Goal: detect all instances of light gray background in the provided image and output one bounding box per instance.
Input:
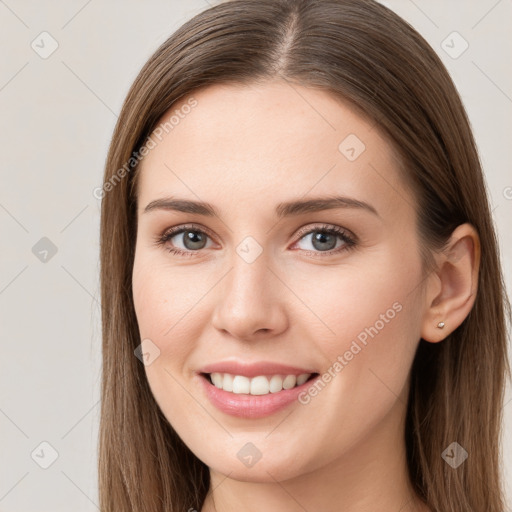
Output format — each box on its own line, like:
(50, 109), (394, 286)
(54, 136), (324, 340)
(0, 1), (510, 510)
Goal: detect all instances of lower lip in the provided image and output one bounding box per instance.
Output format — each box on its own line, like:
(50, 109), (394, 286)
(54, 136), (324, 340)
(198, 373), (320, 419)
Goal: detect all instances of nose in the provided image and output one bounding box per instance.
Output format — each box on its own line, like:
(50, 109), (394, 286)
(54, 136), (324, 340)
(211, 250), (288, 340)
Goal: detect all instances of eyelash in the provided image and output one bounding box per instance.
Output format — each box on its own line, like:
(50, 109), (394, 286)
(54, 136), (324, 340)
(153, 223), (357, 258)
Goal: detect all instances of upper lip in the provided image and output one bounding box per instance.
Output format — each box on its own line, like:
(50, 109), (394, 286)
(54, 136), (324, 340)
(198, 360), (318, 378)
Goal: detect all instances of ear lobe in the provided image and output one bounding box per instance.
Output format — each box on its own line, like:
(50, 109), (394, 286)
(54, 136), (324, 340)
(421, 223), (480, 343)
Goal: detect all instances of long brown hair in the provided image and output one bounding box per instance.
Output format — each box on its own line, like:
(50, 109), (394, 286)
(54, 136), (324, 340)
(98, 0), (511, 510)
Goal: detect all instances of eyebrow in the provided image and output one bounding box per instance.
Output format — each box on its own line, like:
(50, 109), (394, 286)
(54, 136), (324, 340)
(143, 195), (379, 218)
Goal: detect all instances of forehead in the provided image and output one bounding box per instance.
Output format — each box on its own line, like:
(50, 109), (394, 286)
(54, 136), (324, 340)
(136, 81), (411, 221)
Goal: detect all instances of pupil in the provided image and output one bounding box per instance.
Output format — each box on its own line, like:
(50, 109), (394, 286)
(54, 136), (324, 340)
(184, 230), (206, 250)
(312, 232), (336, 251)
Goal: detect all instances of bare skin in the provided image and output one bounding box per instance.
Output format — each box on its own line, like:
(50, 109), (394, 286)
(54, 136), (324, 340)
(131, 81), (479, 512)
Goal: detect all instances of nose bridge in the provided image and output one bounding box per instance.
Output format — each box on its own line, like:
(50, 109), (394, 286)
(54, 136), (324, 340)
(223, 246), (271, 311)
(212, 243), (287, 338)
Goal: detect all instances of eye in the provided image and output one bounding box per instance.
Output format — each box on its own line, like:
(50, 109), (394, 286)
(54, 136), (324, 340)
(154, 224), (215, 256)
(292, 224), (356, 255)
(154, 223), (357, 257)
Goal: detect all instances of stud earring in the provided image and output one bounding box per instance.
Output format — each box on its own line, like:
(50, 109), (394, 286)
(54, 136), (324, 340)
(437, 321), (445, 329)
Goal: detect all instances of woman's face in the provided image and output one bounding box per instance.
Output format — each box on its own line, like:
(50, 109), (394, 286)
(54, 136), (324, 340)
(132, 81), (428, 481)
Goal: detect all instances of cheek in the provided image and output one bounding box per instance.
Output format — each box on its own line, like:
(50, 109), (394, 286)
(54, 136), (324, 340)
(131, 252), (219, 394)
(293, 247), (421, 346)
(132, 252), (209, 340)
(278, 261), (422, 466)
(132, 258), (233, 468)
(292, 249), (422, 406)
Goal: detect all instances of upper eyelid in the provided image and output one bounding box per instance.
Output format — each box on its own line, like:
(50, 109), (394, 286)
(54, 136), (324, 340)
(162, 223), (217, 241)
(294, 223), (354, 239)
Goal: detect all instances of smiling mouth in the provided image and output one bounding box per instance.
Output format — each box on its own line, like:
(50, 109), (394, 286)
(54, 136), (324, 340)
(200, 372), (319, 396)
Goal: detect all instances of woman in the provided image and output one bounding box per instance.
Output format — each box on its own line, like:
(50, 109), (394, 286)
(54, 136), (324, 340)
(98, 0), (511, 510)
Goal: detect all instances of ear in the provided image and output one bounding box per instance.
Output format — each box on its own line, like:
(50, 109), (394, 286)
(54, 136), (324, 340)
(421, 223), (480, 343)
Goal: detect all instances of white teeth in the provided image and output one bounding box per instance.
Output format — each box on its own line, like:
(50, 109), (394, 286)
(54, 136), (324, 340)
(209, 372), (312, 395)
(223, 373), (234, 392)
(250, 376), (269, 395)
(211, 372), (223, 388)
(269, 375), (283, 393)
(232, 375), (250, 394)
(282, 375), (297, 389)
(296, 373), (309, 386)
